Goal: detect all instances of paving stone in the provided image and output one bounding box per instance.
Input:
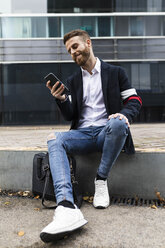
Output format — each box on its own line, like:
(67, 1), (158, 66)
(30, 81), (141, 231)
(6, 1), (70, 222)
(0, 124), (164, 152)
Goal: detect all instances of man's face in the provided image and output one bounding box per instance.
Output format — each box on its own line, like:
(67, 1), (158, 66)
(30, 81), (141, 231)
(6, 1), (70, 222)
(65, 36), (91, 66)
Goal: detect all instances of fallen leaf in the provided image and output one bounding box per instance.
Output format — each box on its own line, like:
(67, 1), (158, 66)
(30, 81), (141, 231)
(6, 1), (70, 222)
(4, 202), (10, 205)
(18, 191), (23, 196)
(8, 193), (13, 196)
(18, 231), (25, 237)
(151, 204), (157, 209)
(155, 191), (165, 203)
(135, 196), (139, 203)
(83, 196), (93, 203)
(83, 196), (89, 201)
(23, 191), (30, 197)
(34, 195), (40, 199)
(88, 196), (93, 203)
(34, 208), (40, 211)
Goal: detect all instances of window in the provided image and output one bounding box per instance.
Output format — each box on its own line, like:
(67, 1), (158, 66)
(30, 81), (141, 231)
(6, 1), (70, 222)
(0, 17), (2, 38)
(131, 63), (150, 90)
(47, 0), (114, 13)
(163, 17), (165, 35)
(147, 0), (162, 12)
(130, 17), (144, 36)
(62, 16), (96, 37)
(159, 64), (165, 92)
(115, 17), (129, 36)
(145, 16), (161, 36)
(0, 62), (78, 124)
(115, 0), (147, 12)
(2, 17), (48, 38)
(98, 17), (111, 37)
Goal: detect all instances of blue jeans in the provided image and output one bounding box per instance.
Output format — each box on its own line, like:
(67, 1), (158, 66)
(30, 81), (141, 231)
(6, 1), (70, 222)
(47, 117), (128, 205)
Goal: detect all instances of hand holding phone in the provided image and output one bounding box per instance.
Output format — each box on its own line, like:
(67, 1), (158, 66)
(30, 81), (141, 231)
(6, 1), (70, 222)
(44, 73), (69, 96)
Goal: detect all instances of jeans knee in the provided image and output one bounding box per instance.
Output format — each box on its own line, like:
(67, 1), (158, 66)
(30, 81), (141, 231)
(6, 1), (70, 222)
(106, 117), (128, 135)
(47, 132), (63, 149)
(47, 132), (56, 142)
(47, 132), (66, 151)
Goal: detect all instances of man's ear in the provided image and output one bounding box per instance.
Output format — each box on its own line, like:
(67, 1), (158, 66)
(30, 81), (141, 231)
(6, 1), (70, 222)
(86, 39), (91, 47)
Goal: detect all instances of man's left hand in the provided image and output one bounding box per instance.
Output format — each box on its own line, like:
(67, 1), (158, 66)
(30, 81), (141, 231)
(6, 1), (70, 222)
(108, 113), (130, 128)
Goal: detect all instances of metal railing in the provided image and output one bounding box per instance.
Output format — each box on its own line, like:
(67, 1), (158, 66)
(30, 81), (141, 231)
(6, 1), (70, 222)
(1, 37), (165, 63)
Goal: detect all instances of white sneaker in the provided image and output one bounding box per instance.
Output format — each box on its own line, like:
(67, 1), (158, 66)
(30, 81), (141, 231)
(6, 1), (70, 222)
(93, 179), (110, 208)
(40, 205), (88, 243)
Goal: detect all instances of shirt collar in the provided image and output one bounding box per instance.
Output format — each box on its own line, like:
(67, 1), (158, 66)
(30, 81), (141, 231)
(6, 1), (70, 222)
(81, 57), (101, 75)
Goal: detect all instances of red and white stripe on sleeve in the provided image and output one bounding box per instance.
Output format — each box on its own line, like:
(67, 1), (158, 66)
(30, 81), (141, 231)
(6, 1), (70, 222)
(121, 88), (142, 105)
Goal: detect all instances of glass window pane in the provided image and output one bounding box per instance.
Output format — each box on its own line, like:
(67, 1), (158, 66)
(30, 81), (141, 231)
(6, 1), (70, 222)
(98, 17), (111, 36)
(163, 17), (165, 35)
(115, 0), (147, 12)
(1, 62), (79, 124)
(162, 0), (165, 11)
(147, 0), (162, 11)
(62, 16), (96, 37)
(145, 16), (161, 36)
(133, 0), (147, 12)
(115, 17), (128, 36)
(131, 64), (139, 89)
(0, 17), (2, 38)
(139, 64), (150, 90)
(48, 17), (61, 37)
(31, 17), (48, 38)
(2, 17), (32, 38)
(151, 62), (159, 92)
(130, 17), (144, 36)
(2, 17), (49, 38)
(48, 0), (113, 13)
(131, 63), (150, 90)
(115, 0), (131, 12)
(159, 64), (165, 92)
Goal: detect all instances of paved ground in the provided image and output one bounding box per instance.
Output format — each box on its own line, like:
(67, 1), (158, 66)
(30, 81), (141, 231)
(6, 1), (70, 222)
(1, 196), (165, 248)
(0, 123), (165, 152)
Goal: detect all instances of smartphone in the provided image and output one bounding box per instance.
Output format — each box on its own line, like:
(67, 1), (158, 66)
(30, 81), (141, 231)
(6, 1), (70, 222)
(44, 73), (69, 94)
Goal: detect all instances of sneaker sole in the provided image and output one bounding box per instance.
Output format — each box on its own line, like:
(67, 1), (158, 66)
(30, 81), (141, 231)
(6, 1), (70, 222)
(40, 219), (88, 243)
(93, 202), (110, 209)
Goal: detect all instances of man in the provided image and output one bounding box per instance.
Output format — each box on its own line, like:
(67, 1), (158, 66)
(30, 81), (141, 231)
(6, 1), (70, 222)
(40, 29), (142, 243)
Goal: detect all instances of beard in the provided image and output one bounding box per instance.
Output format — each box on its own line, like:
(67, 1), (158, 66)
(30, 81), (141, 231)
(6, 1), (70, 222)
(73, 47), (90, 66)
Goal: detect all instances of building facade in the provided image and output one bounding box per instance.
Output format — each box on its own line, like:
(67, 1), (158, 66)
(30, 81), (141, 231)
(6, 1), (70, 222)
(0, 0), (165, 125)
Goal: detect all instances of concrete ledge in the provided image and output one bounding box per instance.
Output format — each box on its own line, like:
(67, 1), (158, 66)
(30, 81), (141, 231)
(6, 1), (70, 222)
(0, 151), (37, 191)
(75, 152), (165, 199)
(0, 150), (165, 199)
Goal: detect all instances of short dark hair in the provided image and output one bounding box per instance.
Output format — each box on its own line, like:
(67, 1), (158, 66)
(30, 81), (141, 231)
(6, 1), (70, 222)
(63, 29), (90, 44)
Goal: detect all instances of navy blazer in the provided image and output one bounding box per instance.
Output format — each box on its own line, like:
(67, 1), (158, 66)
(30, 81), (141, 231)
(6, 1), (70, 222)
(56, 60), (142, 154)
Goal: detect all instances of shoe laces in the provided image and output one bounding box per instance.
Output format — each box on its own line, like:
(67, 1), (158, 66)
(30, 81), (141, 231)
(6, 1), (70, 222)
(95, 180), (107, 196)
(53, 206), (78, 221)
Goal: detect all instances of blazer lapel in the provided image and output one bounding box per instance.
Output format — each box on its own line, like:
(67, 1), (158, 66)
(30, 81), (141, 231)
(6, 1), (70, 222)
(101, 61), (110, 114)
(74, 69), (83, 115)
